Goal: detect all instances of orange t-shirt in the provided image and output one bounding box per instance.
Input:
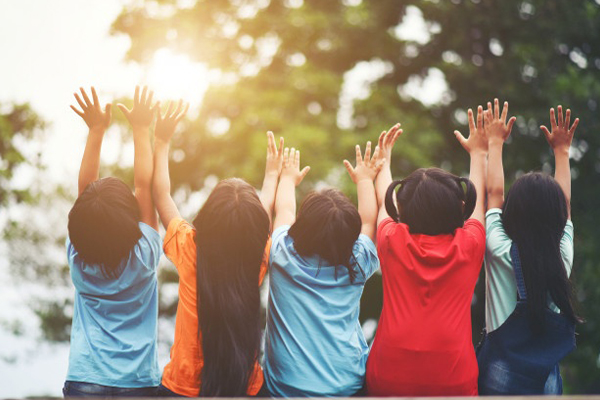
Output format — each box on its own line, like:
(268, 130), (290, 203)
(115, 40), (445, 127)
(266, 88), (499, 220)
(160, 218), (269, 397)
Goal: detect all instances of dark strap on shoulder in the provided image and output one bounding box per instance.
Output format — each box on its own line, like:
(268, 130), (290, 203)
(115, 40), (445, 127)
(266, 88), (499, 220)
(510, 243), (527, 301)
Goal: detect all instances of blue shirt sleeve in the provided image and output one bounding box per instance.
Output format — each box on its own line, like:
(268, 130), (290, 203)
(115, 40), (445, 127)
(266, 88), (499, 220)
(270, 225), (291, 264)
(134, 222), (163, 272)
(353, 234), (379, 281)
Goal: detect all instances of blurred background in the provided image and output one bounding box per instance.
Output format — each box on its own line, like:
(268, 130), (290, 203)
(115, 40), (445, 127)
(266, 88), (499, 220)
(1, 0), (599, 396)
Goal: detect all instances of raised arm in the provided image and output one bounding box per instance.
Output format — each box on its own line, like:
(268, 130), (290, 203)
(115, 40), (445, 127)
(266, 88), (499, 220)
(273, 148), (310, 230)
(454, 106), (488, 224)
(70, 87), (112, 196)
(485, 99), (517, 210)
(344, 142), (384, 241)
(541, 105), (579, 220)
(374, 124), (402, 225)
(118, 86), (159, 230)
(260, 131), (284, 227)
(152, 100), (189, 229)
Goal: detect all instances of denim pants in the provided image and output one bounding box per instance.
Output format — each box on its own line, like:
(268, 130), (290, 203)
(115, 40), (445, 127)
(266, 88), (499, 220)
(63, 381), (157, 397)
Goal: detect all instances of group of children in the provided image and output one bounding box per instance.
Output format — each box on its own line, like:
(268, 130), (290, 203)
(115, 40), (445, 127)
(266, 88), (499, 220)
(64, 86), (580, 397)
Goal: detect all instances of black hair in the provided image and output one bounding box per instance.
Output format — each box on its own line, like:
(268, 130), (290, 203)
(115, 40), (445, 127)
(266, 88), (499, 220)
(68, 177), (142, 278)
(385, 167), (476, 235)
(288, 188), (363, 283)
(194, 178), (270, 397)
(502, 172), (580, 334)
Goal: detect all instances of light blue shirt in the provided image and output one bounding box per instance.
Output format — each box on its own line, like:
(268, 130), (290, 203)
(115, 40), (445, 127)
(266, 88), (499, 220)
(66, 222), (162, 387)
(263, 225), (379, 397)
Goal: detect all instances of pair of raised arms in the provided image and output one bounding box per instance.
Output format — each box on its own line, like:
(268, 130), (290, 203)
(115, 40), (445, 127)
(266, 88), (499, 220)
(71, 86), (188, 231)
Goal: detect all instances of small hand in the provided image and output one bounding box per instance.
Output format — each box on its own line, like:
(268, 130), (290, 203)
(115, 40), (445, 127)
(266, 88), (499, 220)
(117, 86), (157, 130)
(484, 98), (516, 143)
(344, 141), (385, 183)
(541, 105), (579, 153)
(265, 131), (284, 177)
(455, 105), (488, 154)
(155, 100), (189, 143)
(70, 87), (112, 132)
(280, 147), (310, 185)
(376, 123), (402, 162)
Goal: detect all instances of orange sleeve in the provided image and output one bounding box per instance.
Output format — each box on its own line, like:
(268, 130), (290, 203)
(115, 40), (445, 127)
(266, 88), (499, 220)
(258, 237), (271, 286)
(163, 217), (196, 271)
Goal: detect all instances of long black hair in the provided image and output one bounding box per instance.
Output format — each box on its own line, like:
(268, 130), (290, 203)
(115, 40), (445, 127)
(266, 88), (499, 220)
(385, 168), (476, 235)
(502, 172), (580, 333)
(193, 178), (270, 396)
(68, 177), (142, 278)
(288, 189), (363, 283)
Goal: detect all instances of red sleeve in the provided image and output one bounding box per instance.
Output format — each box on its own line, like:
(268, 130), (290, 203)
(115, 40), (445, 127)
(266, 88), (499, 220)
(462, 219), (486, 261)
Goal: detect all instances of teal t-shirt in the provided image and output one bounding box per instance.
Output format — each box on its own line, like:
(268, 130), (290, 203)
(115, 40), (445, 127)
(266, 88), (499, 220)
(263, 225), (379, 397)
(484, 208), (574, 332)
(66, 222), (162, 387)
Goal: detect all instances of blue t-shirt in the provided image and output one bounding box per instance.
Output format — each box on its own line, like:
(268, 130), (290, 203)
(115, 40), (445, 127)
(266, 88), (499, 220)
(66, 222), (162, 388)
(263, 225), (379, 397)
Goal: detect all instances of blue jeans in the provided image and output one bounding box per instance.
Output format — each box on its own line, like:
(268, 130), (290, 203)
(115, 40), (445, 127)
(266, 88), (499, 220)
(63, 381), (157, 397)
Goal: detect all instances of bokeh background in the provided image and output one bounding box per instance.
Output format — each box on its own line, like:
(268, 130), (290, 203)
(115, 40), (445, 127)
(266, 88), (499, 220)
(1, 0), (599, 396)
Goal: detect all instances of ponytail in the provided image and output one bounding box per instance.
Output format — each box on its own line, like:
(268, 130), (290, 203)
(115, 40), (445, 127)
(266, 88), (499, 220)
(457, 177), (477, 220)
(385, 180), (404, 222)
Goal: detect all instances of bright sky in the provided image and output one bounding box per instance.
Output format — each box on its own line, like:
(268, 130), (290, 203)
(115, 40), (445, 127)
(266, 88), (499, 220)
(0, 1), (443, 397)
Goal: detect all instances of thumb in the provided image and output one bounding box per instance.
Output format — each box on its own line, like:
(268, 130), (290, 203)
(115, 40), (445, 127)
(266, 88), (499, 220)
(454, 130), (468, 150)
(540, 125), (551, 142)
(506, 116), (516, 134)
(299, 166), (311, 182)
(117, 103), (130, 117)
(343, 160), (354, 177)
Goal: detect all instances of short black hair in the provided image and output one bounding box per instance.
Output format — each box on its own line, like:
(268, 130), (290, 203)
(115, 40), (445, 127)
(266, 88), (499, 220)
(68, 177), (142, 278)
(289, 188), (363, 283)
(385, 167), (476, 235)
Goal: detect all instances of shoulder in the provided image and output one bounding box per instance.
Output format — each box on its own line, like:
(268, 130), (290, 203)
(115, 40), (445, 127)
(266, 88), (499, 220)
(163, 217), (196, 266)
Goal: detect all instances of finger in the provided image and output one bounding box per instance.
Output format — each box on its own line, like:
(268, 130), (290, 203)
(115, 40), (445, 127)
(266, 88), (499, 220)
(372, 145), (381, 163)
(468, 108), (476, 133)
(477, 105), (483, 130)
(343, 160), (355, 177)
(392, 128), (403, 143)
(134, 85), (140, 106)
(91, 87), (99, 108)
(294, 150), (300, 168)
(267, 131), (276, 154)
(483, 109), (491, 125)
(494, 98), (499, 120)
(299, 166), (310, 181)
(487, 102), (492, 119)
(378, 130), (386, 149)
(155, 101), (162, 121)
(278, 136), (284, 157)
(140, 86), (148, 106)
(506, 116), (516, 133)
(70, 105), (84, 117)
(501, 101), (509, 122)
(540, 125), (551, 141)
(164, 101), (174, 119)
(364, 141), (372, 161)
(355, 145), (363, 163)
(74, 93), (86, 110)
(289, 148), (296, 166)
(117, 103), (130, 117)
(171, 99), (183, 119)
(104, 103), (112, 119)
(569, 118), (579, 135)
(550, 108), (557, 130)
(454, 130), (468, 149)
(175, 102), (189, 122)
(283, 147), (290, 165)
(557, 105), (564, 127)
(147, 90), (154, 108)
(565, 109), (571, 130)
(374, 158), (386, 172)
(80, 88), (93, 108)
(388, 123), (401, 144)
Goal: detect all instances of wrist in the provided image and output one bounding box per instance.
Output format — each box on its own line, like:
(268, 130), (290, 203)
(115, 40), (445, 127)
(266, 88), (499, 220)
(356, 177), (375, 185)
(470, 148), (488, 157)
(264, 170), (280, 179)
(89, 127), (106, 136)
(553, 147), (570, 157)
(488, 138), (505, 147)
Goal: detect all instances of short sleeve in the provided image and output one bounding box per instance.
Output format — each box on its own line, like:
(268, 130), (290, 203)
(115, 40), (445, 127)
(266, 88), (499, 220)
(163, 217), (196, 268)
(560, 220), (574, 277)
(136, 222), (163, 271)
(354, 234), (379, 280)
(270, 225), (291, 264)
(376, 217), (396, 257)
(485, 208), (511, 262)
(462, 218), (486, 260)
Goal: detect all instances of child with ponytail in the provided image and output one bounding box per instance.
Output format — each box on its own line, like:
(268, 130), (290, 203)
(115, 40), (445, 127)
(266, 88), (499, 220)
(366, 113), (487, 396)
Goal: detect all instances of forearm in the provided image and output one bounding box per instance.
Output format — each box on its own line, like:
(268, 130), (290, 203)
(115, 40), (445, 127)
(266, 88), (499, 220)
(554, 148), (571, 218)
(133, 128), (153, 191)
(375, 161), (393, 224)
(469, 151), (487, 224)
(357, 179), (378, 240)
(487, 141), (505, 210)
(152, 140), (180, 228)
(273, 177), (297, 228)
(78, 128), (105, 195)
(260, 173), (279, 225)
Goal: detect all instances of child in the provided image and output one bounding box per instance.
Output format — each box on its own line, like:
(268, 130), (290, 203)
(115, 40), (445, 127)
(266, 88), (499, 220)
(366, 115), (487, 396)
(263, 142), (382, 396)
(477, 101), (580, 394)
(64, 86), (161, 397)
(152, 101), (282, 397)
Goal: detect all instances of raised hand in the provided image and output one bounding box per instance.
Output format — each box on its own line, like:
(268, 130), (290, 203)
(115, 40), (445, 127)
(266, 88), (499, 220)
(117, 86), (157, 130)
(485, 98), (516, 143)
(71, 87), (112, 132)
(541, 105), (579, 153)
(155, 100), (189, 143)
(376, 123), (402, 163)
(280, 147), (310, 186)
(454, 106), (488, 154)
(344, 141), (385, 184)
(265, 131), (284, 177)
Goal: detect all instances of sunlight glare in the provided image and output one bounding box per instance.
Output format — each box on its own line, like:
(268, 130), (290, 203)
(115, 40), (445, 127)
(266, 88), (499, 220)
(146, 48), (212, 110)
